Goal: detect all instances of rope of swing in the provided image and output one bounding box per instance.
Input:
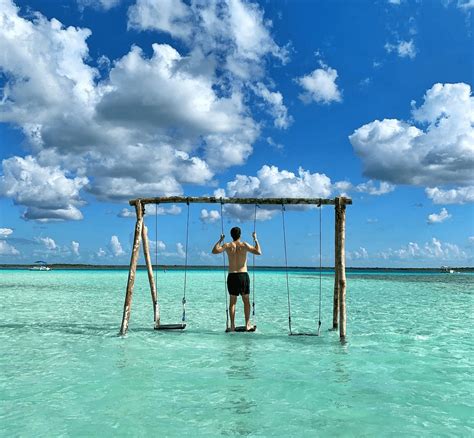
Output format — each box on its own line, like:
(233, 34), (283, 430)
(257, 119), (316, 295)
(220, 200), (229, 330)
(281, 204), (292, 334)
(154, 203), (159, 323)
(318, 204), (322, 336)
(252, 204), (258, 320)
(182, 200), (190, 322)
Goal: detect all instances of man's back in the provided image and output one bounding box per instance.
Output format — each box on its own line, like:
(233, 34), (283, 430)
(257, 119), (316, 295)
(225, 241), (252, 273)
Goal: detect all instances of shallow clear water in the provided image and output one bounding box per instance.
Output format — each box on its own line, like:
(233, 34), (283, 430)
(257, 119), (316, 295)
(0, 269), (472, 436)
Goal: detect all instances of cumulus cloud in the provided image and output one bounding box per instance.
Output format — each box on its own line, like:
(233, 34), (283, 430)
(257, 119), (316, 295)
(253, 83), (292, 129)
(355, 180), (395, 196)
(71, 241), (80, 256)
(97, 248), (106, 257)
(457, 0), (474, 10)
(296, 63), (342, 104)
(347, 247), (369, 260)
(39, 237), (57, 250)
(200, 209), (221, 224)
(266, 137), (284, 150)
(128, 0), (192, 39)
(333, 180), (395, 196)
(215, 165), (333, 221)
(0, 228), (13, 237)
(384, 40), (417, 59)
(379, 238), (467, 261)
(109, 235), (125, 256)
(0, 0), (289, 220)
(425, 186), (474, 205)
(198, 250), (213, 261)
(0, 225), (17, 256)
(151, 240), (166, 252)
(349, 83), (474, 195)
(0, 240), (20, 256)
(427, 208), (452, 224)
(0, 156), (87, 222)
(119, 204), (182, 218)
(130, 0), (290, 78)
(78, 0), (120, 11)
(176, 242), (186, 258)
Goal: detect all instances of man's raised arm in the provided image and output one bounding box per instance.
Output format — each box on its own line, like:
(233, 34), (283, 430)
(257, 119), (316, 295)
(246, 232), (262, 255)
(212, 234), (226, 254)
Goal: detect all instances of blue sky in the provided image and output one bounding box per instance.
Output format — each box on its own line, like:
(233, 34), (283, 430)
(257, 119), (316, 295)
(0, 0), (473, 267)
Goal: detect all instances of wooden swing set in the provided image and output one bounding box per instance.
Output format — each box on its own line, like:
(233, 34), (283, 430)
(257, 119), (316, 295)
(119, 196), (352, 339)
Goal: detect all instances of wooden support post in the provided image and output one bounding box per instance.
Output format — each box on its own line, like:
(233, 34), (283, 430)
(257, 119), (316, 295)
(333, 202), (339, 330)
(141, 224), (159, 327)
(119, 201), (144, 335)
(335, 197), (347, 339)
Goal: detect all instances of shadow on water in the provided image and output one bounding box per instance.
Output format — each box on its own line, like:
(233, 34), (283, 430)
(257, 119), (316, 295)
(219, 336), (257, 437)
(130, 326), (351, 349)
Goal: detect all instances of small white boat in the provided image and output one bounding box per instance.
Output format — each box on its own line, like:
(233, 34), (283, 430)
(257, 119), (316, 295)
(29, 261), (51, 271)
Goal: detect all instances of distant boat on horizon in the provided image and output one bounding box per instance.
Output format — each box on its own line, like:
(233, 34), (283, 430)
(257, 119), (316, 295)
(29, 261), (51, 271)
(441, 265), (457, 274)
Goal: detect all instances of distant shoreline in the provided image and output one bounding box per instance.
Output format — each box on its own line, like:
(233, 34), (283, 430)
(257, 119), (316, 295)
(1, 264), (473, 272)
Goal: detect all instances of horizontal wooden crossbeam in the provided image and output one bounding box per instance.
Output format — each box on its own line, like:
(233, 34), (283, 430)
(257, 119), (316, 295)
(129, 196), (352, 206)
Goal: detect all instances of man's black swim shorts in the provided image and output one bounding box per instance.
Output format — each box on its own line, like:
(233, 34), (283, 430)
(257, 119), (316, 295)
(227, 272), (250, 296)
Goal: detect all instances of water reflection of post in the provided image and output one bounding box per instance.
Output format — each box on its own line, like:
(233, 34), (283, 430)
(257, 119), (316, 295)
(331, 343), (350, 384)
(220, 336), (258, 436)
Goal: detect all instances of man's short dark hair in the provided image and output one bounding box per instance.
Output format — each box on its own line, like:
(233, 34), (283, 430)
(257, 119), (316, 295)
(230, 227), (241, 241)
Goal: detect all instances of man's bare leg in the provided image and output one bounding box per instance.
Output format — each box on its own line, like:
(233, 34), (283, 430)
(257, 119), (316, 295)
(242, 294), (252, 330)
(228, 295), (237, 331)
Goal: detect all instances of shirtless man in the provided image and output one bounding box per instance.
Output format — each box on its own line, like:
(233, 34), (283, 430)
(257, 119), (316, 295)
(212, 227), (262, 332)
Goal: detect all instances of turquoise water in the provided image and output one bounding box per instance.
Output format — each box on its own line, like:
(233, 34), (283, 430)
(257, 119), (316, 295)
(1, 269), (472, 436)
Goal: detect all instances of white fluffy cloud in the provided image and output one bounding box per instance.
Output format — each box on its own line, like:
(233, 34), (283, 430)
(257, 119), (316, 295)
(385, 40), (417, 59)
(457, 0), (474, 10)
(356, 180), (395, 195)
(200, 209), (221, 224)
(129, 0), (288, 78)
(151, 240), (166, 252)
(0, 228), (13, 237)
(226, 165), (333, 198)
(425, 186), (474, 204)
(128, 0), (192, 39)
(379, 238), (467, 261)
(349, 84), (474, 197)
(347, 247), (368, 261)
(0, 156), (87, 221)
(109, 235), (125, 256)
(0, 228), (19, 256)
(78, 0), (120, 11)
(253, 83), (292, 129)
(39, 237), (57, 250)
(216, 165), (333, 221)
(119, 204), (182, 218)
(0, 240), (19, 256)
(176, 242), (186, 258)
(296, 63), (342, 104)
(0, 0), (289, 220)
(427, 208), (451, 224)
(71, 241), (80, 256)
